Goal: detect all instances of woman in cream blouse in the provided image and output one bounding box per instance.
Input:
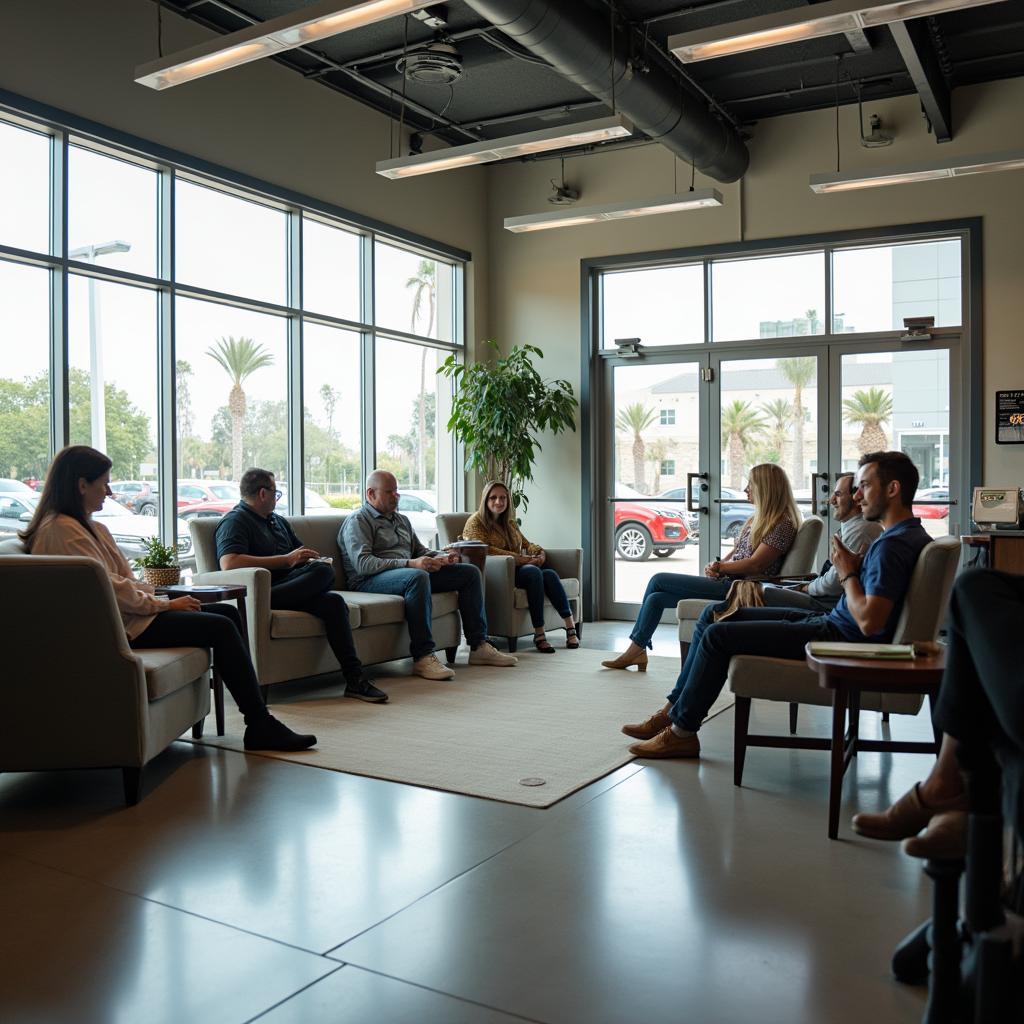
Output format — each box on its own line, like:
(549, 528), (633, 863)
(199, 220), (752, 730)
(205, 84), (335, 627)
(462, 481), (578, 652)
(21, 445), (315, 752)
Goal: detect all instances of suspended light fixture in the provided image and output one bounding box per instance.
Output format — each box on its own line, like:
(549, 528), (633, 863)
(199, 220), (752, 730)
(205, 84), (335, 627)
(135, 0), (444, 90)
(810, 149), (1024, 193)
(375, 117), (633, 179)
(668, 0), (1008, 63)
(504, 189), (722, 233)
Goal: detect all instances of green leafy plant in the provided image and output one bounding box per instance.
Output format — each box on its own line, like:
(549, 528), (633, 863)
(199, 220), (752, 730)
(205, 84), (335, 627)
(438, 341), (577, 512)
(132, 537), (180, 570)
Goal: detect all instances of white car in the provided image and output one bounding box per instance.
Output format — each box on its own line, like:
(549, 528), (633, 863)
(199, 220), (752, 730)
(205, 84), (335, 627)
(397, 489), (440, 547)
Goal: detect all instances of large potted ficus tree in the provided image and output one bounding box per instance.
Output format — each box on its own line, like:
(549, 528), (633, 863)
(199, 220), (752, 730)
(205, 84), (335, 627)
(438, 341), (578, 513)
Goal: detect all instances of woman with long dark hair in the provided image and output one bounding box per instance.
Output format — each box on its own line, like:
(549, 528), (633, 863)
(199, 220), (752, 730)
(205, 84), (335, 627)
(21, 446), (315, 752)
(602, 462), (801, 672)
(462, 480), (578, 652)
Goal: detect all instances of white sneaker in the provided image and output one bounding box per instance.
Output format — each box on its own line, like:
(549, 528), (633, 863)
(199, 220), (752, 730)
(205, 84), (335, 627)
(468, 641), (518, 667)
(412, 653), (455, 680)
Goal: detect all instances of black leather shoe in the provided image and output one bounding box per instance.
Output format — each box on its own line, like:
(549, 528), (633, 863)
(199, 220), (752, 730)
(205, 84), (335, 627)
(344, 677), (389, 704)
(244, 715), (317, 751)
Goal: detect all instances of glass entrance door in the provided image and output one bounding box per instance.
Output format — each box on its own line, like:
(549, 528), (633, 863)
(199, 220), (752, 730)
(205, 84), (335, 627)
(601, 360), (707, 619)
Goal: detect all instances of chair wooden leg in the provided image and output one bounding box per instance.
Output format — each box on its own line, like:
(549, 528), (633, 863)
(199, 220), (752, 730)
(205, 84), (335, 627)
(789, 702), (799, 735)
(507, 636), (518, 653)
(882, 711), (890, 723)
(212, 665), (226, 736)
(734, 697), (751, 787)
(928, 691), (942, 752)
(122, 767), (142, 807)
(848, 689), (861, 757)
(444, 646), (457, 664)
(679, 640), (690, 666)
(573, 620), (582, 640)
(828, 686), (848, 839)
(260, 685), (271, 705)
(191, 717), (205, 739)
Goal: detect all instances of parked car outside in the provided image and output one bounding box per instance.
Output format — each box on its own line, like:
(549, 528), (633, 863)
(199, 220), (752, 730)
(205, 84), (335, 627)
(177, 486), (336, 523)
(613, 483), (692, 561)
(912, 487), (950, 519)
(109, 480), (160, 516)
(397, 489), (439, 547)
(655, 485), (752, 542)
(0, 477), (37, 495)
(177, 479), (241, 506)
(0, 494), (194, 569)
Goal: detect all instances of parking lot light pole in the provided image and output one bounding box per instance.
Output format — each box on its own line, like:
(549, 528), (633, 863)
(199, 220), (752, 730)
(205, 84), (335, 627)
(69, 240), (132, 454)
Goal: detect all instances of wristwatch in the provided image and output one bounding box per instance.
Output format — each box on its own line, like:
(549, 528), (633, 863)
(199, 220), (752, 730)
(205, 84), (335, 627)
(839, 572), (859, 585)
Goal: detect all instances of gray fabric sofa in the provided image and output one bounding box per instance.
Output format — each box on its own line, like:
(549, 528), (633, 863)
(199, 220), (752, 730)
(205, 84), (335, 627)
(0, 541), (211, 805)
(189, 513), (463, 691)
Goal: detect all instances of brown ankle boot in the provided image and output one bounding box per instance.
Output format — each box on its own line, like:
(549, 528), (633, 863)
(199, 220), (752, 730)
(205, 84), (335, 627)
(622, 704), (671, 740)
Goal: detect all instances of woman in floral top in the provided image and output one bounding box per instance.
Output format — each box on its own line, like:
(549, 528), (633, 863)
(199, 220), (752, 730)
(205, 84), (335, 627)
(463, 481), (578, 652)
(603, 463), (801, 672)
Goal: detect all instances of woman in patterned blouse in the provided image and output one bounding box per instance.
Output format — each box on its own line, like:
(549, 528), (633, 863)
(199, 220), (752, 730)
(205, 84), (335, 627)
(603, 463), (801, 672)
(462, 481), (578, 652)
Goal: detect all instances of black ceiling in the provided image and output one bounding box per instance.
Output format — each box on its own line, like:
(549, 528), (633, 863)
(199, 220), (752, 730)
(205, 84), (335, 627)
(146, 1), (1024, 157)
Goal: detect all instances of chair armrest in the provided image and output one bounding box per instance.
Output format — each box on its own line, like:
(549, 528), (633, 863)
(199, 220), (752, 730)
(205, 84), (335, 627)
(676, 597), (714, 622)
(483, 554), (515, 596)
(193, 567), (271, 668)
(751, 573), (818, 584)
(542, 548), (582, 580)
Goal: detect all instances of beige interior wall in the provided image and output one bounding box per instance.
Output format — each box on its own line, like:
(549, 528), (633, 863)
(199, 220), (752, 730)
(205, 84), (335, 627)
(486, 77), (1024, 548)
(0, 0), (489, 339)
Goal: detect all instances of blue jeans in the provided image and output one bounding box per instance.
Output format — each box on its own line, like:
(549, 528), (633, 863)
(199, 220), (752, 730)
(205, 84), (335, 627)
(629, 573), (733, 649)
(516, 564), (572, 628)
(667, 606), (842, 733)
(352, 563), (487, 659)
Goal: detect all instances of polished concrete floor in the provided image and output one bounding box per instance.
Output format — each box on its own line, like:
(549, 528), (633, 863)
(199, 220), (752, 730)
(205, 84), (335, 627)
(0, 622), (933, 1023)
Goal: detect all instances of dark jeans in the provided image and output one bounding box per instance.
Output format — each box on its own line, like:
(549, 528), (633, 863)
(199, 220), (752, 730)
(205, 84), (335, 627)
(271, 560), (362, 681)
(630, 572), (732, 649)
(131, 604), (266, 722)
(352, 563), (486, 659)
(516, 564), (572, 628)
(667, 606), (842, 732)
(934, 569), (1024, 755)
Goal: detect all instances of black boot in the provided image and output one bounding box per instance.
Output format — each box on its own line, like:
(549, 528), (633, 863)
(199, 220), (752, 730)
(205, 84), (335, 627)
(244, 714), (317, 751)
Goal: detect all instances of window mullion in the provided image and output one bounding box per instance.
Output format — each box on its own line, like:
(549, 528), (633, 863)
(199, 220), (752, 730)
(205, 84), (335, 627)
(50, 130), (69, 454)
(287, 210), (303, 513)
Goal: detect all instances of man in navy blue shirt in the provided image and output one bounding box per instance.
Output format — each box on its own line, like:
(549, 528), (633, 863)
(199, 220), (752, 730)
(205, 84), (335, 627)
(622, 451), (932, 760)
(215, 468), (388, 704)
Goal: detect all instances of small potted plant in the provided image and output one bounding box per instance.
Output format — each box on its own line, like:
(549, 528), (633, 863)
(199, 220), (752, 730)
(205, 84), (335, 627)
(133, 537), (182, 587)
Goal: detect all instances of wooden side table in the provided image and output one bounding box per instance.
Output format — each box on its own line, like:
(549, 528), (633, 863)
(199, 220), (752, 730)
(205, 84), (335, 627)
(156, 583), (248, 737)
(805, 644), (946, 839)
(961, 531), (1024, 575)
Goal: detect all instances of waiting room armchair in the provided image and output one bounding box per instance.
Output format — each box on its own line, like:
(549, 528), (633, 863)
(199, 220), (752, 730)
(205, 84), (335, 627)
(0, 543), (211, 805)
(726, 535), (962, 837)
(676, 515), (825, 658)
(436, 512), (582, 652)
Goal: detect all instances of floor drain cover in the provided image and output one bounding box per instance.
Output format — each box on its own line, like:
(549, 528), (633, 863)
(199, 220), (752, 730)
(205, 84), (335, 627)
(519, 777), (546, 787)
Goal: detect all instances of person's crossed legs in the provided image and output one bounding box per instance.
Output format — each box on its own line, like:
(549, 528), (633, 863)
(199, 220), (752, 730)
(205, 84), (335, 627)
(624, 606), (841, 759)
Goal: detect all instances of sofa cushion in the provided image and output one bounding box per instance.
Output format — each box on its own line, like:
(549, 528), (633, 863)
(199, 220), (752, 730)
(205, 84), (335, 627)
(512, 577), (581, 610)
(343, 589), (458, 627)
(141, 647), (211, 702)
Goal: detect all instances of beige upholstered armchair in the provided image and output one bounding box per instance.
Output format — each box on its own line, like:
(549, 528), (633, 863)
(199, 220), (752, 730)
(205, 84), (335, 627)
(190, 513), (463, 694)
(676, 515), (825, 657)
(727, 536), (961, 836)
(436, 512), (583, 652)
(0, 543), (211, 805)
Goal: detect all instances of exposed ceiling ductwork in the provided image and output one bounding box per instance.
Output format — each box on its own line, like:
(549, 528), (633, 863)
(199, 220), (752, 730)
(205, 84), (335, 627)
(460, 0), (749, 182)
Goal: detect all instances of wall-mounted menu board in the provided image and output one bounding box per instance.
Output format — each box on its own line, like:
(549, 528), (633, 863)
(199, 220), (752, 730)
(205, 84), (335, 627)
(996, 390), (1024, 444)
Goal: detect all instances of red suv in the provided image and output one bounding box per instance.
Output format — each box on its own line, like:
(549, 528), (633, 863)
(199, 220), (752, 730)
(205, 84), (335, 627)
(613, 485), (693, 561)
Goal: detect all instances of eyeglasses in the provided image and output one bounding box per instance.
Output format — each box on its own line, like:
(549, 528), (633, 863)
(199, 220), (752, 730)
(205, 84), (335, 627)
(261, 487), (283, 500)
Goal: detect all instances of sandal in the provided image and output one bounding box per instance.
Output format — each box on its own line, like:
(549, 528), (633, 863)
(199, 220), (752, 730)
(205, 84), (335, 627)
(533, 633), (555, 654)
(566, 626), (580, 650)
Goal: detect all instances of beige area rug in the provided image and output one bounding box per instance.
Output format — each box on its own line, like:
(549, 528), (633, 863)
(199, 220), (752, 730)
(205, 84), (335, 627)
(189, 648), (734, 808)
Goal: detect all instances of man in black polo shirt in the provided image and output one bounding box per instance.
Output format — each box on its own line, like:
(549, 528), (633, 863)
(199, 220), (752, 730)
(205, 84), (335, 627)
(215, 468), (388, 704)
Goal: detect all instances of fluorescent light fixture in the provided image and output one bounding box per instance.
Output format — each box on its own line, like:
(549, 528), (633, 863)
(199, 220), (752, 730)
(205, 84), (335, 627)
(809, 149), (1024, 193)
(375, 117), (633, 179)
(669, 0), (1007, 63)
(136, 0), (442, 90)
(504, 189), (722, 233)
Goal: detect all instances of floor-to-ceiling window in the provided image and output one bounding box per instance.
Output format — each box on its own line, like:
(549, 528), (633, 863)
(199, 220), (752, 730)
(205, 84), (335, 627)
(0, 104), (466, 565)
(590, 227), (975, 619)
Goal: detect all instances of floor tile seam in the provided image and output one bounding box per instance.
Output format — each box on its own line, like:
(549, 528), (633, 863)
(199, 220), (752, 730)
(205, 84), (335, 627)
(321, 762), (651, 956)
(317, 962), (551, 1024)
(242, 963), (347, 1024)
(4, 848), (343, 961)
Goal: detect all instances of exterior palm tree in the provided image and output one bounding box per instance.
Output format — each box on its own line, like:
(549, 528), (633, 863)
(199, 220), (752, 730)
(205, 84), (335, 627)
(406, 260), (437, 490)
(206, 336), (274, 482)
(843, 387), (894, 454)
(721, 399), (766, 489)
(645, 437), (676, 494)
(761, 397), (793, 460)
(777, 356), (815, 489)
(615, 403), (657, 492)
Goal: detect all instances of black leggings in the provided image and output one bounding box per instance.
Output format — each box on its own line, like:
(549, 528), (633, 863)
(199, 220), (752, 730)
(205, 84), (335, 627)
(131, 604), (266, 721)
(271, 560), (362, 680)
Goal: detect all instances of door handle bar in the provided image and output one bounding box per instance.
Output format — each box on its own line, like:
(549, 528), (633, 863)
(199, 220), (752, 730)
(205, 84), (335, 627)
(686, 472), (710, 515)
